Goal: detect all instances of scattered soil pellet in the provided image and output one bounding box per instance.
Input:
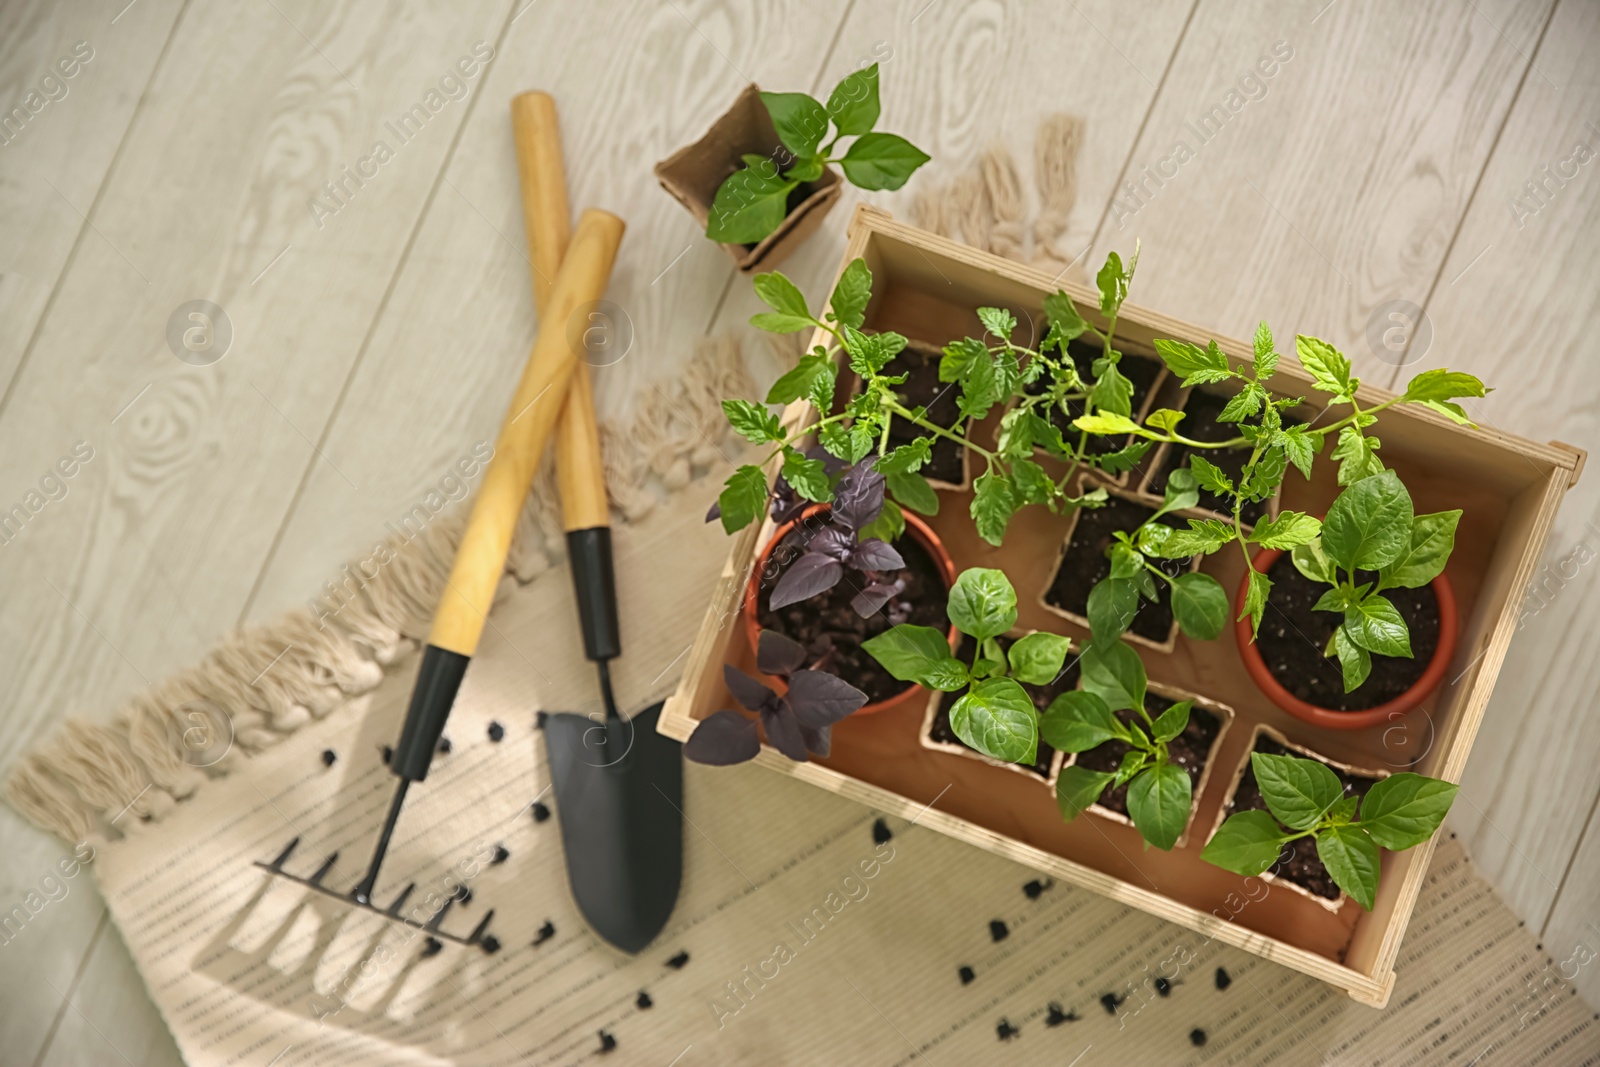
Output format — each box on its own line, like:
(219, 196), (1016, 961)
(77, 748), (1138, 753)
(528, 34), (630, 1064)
(1215, 966), (1232, 991)
(1190, 1028), (1208, 1047)
(531, 801), (551, 823)
(320, 749), (336, 767)
(996, 1019), (1020, 1041)
(533, 920), (556, 946)
(872, 818), (893, 844)
(666, 950), (690, 969)
(958, 966), (976, 985)
(437, 736), (452, 754)
(636, 990), (653, 1010)
(421, 937), (443, 958)
(480, 935), (501, 954)
(491, 844), (510, 865)
(989, 920), (1009, 943)
(1023, 879), (1051, 900)
(598, 1030), (616, 1053)
(1045, 1002), (1077, 1026)
(1100, 992), (1123, 1015)
(381, 745), (393, 765)
(1154, 977), (1172, 997)
(488, 721), (505, 742)
(536, 711), (549, 728)
(453, 885), (472, 905)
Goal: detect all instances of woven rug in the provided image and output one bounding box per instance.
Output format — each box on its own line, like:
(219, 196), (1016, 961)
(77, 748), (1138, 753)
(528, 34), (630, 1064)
(9, 124), (1600, 1067)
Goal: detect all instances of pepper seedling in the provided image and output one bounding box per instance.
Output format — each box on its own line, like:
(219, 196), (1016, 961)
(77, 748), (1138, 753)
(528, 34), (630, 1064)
(1200, 751), (1457, 909)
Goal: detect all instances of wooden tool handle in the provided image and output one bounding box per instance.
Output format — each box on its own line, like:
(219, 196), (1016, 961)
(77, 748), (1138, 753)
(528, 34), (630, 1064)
(428, 208), (625, 656)
(512, 91), (609, 533)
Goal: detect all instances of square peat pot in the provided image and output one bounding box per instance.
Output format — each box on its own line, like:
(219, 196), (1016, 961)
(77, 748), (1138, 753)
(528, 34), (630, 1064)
(654, 83), (843, 273)
(660, 204), (1587, 1007)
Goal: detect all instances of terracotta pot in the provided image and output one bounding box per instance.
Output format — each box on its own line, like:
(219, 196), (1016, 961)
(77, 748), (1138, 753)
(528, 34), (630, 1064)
(1234, 546), (1459, 731)
(743, 506), (957, 715)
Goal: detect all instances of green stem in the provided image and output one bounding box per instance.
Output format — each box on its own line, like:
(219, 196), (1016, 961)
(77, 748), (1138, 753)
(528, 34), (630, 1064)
(885, 401), (995, 460)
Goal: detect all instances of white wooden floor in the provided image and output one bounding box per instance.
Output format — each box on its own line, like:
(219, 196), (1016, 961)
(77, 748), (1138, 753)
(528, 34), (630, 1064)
(2, 0), (1597, 1062)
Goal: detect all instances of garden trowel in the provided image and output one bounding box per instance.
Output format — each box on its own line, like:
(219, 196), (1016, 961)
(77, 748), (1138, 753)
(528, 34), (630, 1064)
(514, 90), (684, 954)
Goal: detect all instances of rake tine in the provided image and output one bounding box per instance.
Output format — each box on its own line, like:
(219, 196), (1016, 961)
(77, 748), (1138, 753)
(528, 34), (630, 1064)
(268, 837), (299, 870)
(310, 851), (340, 887)
(465, 910), (495, 946)
(425, 895), (456, 932)
(386, 883), (415, 917)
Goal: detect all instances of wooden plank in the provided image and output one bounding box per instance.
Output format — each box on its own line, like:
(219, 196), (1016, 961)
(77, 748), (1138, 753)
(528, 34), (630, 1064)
(0, 0), (185, 391)
(244, 0), (858, 622)
(1081, 0), (1552, 385)
(1401, 0), (1600, 1001)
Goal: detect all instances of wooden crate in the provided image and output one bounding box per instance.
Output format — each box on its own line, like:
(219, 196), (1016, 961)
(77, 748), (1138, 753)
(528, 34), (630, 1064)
(659, 204), (1586, 1006)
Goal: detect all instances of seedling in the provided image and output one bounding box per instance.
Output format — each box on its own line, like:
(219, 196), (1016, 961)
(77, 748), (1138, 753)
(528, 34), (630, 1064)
(763, 464), (909, 618)
(1201, 750), (1457, 909)
(706, 65), (929, 245)
(1044, 639), (1197, 850)
(685, 630), (867, 765)
(861, 568), (1072, 766)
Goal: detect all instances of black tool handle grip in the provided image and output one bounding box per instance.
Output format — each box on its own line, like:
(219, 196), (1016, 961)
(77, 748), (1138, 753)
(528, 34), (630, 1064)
(566, 527), (620, 663)
(393, 644), (470, 781)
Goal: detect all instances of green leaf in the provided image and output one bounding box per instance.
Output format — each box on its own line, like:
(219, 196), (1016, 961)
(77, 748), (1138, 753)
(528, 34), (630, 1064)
(875, 438), (932, 475)
(722, 398), (784, 444)
(977, 307), (1018, 340)
(1358, 773), (1459, 850)
(1189, 455), (1235, 495)
(1253, 321), (1279, 379)
(766, 352), (831, 404)
(1112, 749), (1147, 788)
(839, 132), (930, 191)
(1042, 290), (1089, 343)
(1145, 408), (1186, 433)
(1295, 335), (1355, 401)
(950, 678), (1038, 764)
(1402, 368), (1487, 406)
(716, 464), (767, 533)
(1219, 384), (1265, 424)
(825, 64), (880, 136)
(842, 324), (905, 376)
(970, 657), (1000, 680)
(1153, 338), (1231, 385)
(1150, 518), (1234, 558)
(1170, 573), (1229, 640)
(1419, 398), (1475, 426)
(828, 258), (872, 330)
(707, 168), (798, 244)
(1384, 510), (1460, 589)
(1074, 412), (1142, 436)
(1096, 439), (1154, 474)
(1316, 825), (1380, 910)
(1041, 690), (1124, 752)
(858, 496), (904, 543)
(1250, 751), (1345, 831)
(1008, 632), (1072, 686)
(1313, 585), (1357, 612)
(921, 658), (971, 692)
(1109, 541), (1143, 581)
(781, 449), (832, 502)
(1151, 699), (1191, 743)
(886, 471), (939, 516)
(1096, 251), (1131, 316)
(753, 271), (811, 319)
(1321, 470), (1414, 572)
(786, 157), (824, 182)
(860, 624), (958, 686)
(1240, 445), (1287, 503)
(807, 357), (837, 412)
(1202, 810), (1290, 876)
(1325, 794), (1360, 824)
(1291, 539), (1337, 584)
(1249, 511), (1322, 550)
(1128, 763), (1192, 850)
(1057, 765), (1115, 821)
(1280, 425), (1320, 479)
(970, 470), (1018, 546)
(1010, 457), (1054, 506)
(1091, 362), (1135, 419)
(751, 310), (819, 334)
(1343, 595), (1412, 658)
(1331, 626), (1373, 691)
(1330, 426), (1384, 486)
(947, 567), (1018, 641)
(760, 91), (830, 157)
(1239, 568), (1271, 639)
(1087, 577), (1139, 643)
(939, 336), (986, 383)
(1080, 639), (1146, 713)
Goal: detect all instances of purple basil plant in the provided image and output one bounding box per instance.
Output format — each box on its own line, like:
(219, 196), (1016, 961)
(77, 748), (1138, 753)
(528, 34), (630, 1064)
(706, 445), (846, 528)
(769, 464), (906, 618)
(684, 630), (868, 765)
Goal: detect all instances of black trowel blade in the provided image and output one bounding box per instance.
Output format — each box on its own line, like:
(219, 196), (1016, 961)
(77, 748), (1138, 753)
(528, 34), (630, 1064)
(543, 701), (683, 954)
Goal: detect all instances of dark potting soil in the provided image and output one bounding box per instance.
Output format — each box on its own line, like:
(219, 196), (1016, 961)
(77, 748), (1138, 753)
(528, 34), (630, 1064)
(1254, 552), (1441, 712)
(1072, 697), (1221, 818)
(928, 634), (1081, 778)
(739, 181), (817, 251)
(884, 342), (967, 485)
(1228, 735), (1383, 900)
(1026, 338), (1163, 462)
(756, 523), (948, 705)
(1151, 390), (1301, 525)
(1043, 495), (1195, 643)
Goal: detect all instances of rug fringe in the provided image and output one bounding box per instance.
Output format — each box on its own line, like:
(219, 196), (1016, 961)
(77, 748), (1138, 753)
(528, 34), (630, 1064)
(6, 338), (753, 844)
